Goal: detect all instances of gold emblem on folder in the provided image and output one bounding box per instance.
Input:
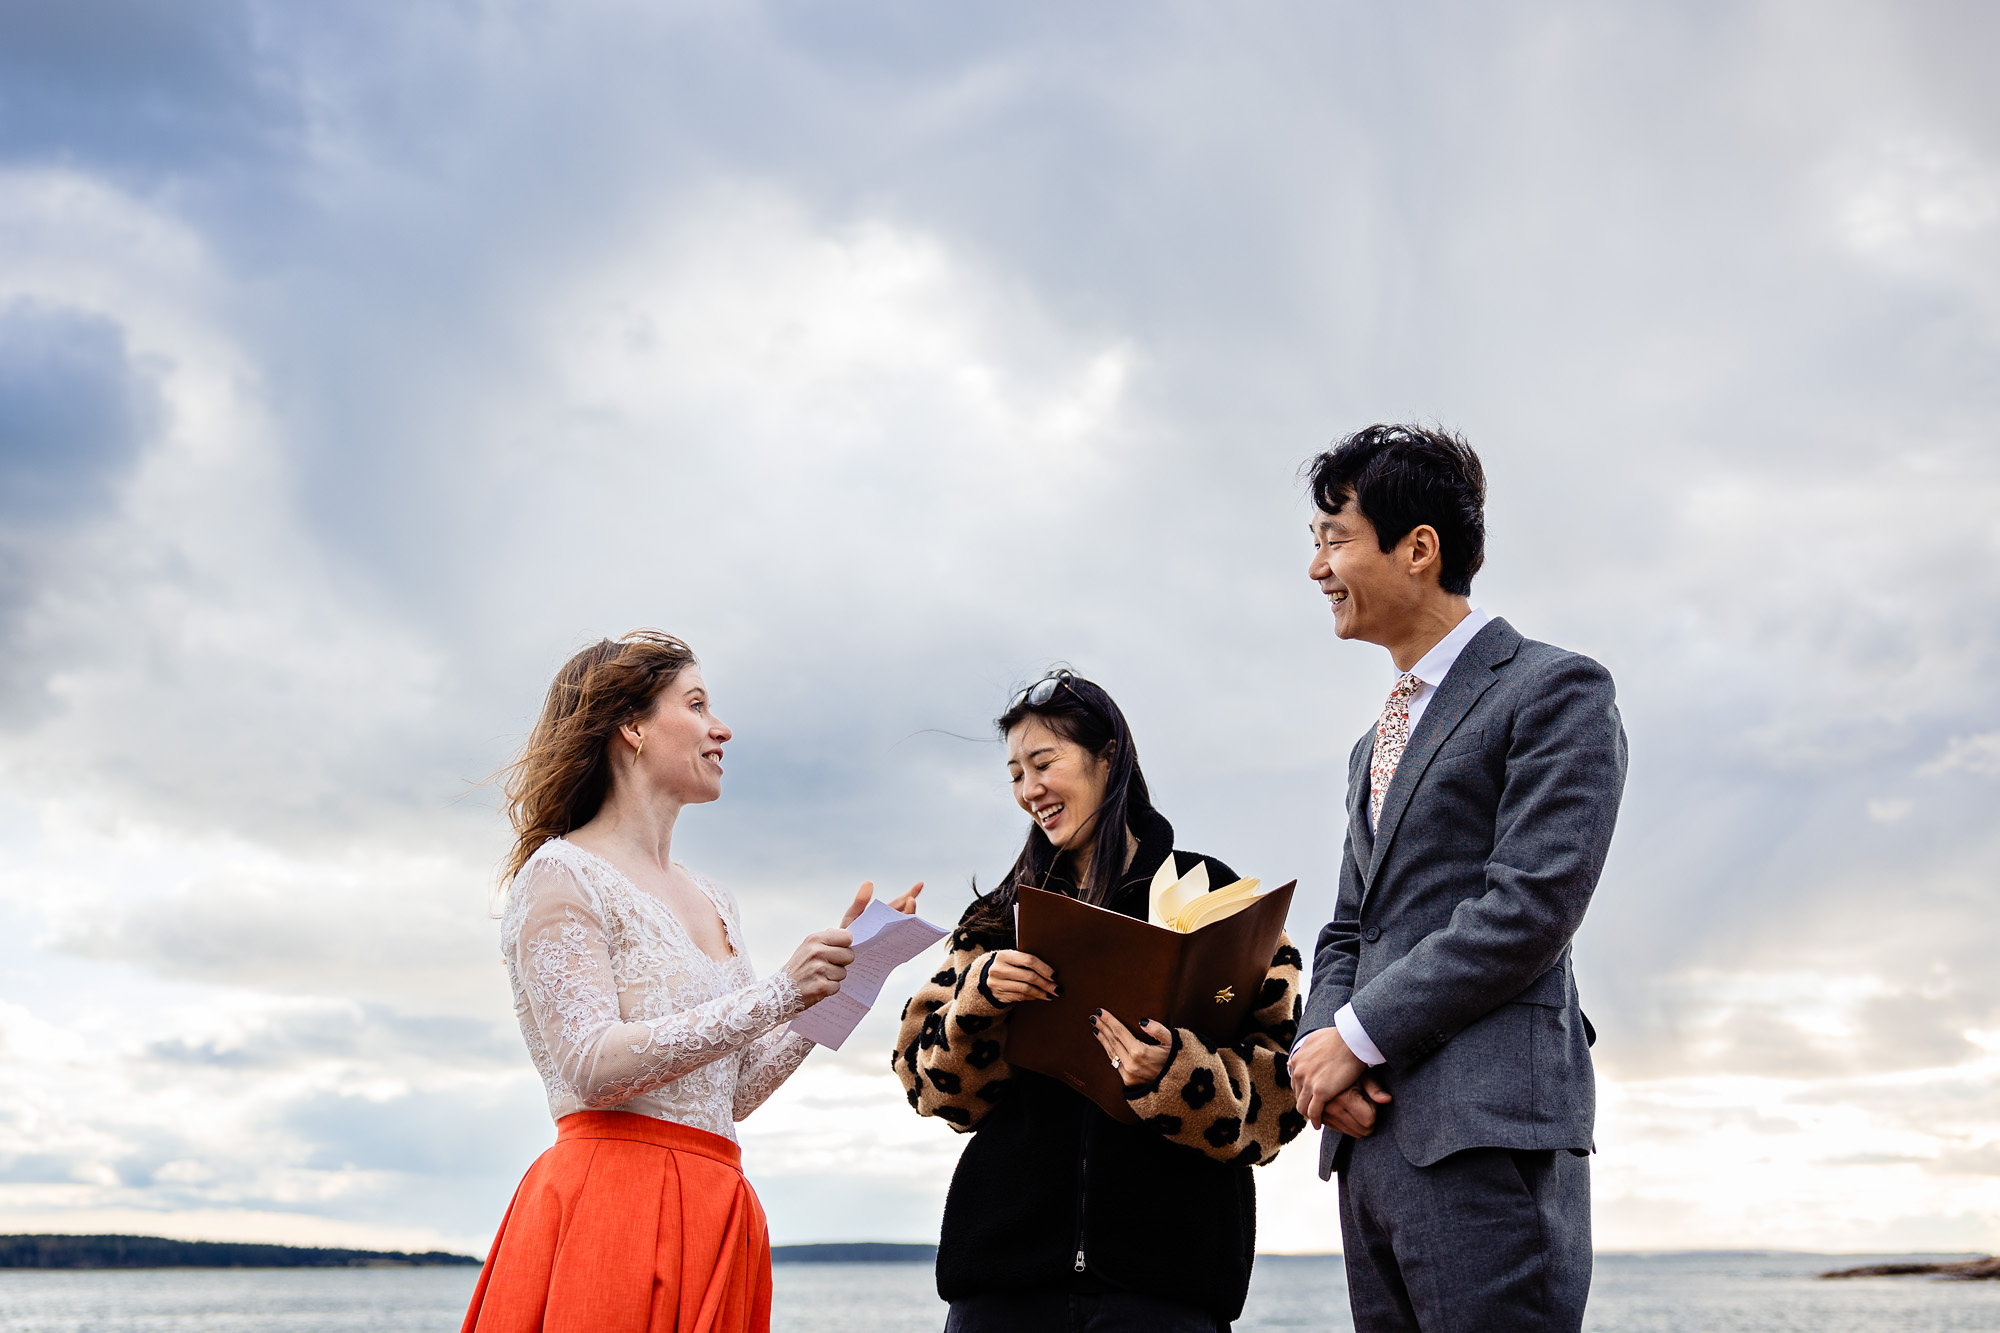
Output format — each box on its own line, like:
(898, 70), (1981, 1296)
(1213, 985), (1235, 1004)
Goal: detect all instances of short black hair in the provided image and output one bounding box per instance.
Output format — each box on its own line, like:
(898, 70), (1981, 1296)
(1303, 424), (1487, 596)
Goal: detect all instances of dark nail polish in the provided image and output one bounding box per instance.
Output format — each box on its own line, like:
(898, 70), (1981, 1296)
(1091, 1008), (1103, 1018)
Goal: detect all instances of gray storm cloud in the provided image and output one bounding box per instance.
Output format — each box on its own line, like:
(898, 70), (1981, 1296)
(0, 0), (1995, 1253)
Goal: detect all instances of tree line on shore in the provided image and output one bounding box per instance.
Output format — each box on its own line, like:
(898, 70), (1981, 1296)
(0, 1235), (479, 1269)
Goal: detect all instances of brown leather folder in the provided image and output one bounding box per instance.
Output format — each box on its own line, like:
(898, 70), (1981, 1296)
(1007, 880), (1296, 1122)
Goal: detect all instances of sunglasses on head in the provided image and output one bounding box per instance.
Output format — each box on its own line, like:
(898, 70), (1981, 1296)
(1010, 669), (1076, 710)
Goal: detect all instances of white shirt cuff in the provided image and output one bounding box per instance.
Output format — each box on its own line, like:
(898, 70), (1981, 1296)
(1334, 1002), (1387, 1067)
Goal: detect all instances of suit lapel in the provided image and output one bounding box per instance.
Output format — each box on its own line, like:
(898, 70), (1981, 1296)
(1348, 732), (1375, 869)
(1362, 618), (1520, 902)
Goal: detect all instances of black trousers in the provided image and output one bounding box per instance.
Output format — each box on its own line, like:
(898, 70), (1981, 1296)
(1338, 1132), (1591, 1332)
(943, 1289), (1229, 1333)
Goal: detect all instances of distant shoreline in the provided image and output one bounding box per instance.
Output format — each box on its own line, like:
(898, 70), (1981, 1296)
(0, 1235), (480, 1270)
(6, 1237), (1994, 1276)
(0, 1235), (943, 1270)
(772, 1243), (935, 1264)
(1822, 1256), (1999, 1281)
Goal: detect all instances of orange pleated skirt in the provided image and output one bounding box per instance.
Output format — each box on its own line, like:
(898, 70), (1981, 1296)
(460, 1111), (773, 1333)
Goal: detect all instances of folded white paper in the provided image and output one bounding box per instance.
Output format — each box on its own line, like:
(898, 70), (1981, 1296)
(789, 897), (948, 1050)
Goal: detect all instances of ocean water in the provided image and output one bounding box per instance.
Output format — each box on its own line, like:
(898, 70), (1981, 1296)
(0, 1253), (1996, 1331)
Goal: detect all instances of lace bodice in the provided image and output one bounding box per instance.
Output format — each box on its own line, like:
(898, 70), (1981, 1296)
(500, 838), (814, 1139)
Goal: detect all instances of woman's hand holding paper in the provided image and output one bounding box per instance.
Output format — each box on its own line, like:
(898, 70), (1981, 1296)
(1089, 1009), (1171, 1087)
(782, 929), (855, 1004)
(982, 950), (1059, 1004)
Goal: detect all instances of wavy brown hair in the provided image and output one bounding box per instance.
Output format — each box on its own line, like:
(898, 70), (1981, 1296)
(500, 630), (699, 883)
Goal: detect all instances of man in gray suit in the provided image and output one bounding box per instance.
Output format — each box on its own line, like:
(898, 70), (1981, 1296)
(1288, 424), (1627, 1332)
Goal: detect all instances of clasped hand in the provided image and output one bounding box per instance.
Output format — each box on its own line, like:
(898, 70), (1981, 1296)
(783, 880), (924, 1005)
(1288, 1028), (1392, 1137)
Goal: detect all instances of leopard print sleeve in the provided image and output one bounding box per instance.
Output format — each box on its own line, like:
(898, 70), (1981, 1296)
(890, 925), (1016, 1132)
(1121, 935), (1308, 1166)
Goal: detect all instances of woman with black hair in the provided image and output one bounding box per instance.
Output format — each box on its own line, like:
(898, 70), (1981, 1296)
(892, 671), (1307, 1332)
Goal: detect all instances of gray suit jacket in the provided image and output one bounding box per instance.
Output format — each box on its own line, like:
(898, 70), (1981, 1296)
(1302, 617), (1627, 1176)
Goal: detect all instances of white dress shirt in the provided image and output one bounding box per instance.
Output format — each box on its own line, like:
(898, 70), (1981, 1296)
(1333, 607), (1492, 1068)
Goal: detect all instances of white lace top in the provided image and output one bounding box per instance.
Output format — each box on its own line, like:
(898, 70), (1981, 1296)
(500, 837), (815, 1139)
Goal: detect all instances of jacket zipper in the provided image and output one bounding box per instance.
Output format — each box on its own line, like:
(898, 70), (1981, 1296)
(1073, 1111), (1089, 1273)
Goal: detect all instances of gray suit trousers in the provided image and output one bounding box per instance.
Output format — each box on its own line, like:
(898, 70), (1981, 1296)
(1339, 1130), (1591, 1332)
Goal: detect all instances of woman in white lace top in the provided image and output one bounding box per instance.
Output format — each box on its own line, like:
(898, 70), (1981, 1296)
(462, 630), (921, 1333)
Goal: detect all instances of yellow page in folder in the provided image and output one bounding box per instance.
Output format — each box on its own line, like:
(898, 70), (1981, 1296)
(1173, 877), (1265, 933)
(1148, 859), (1209, 929)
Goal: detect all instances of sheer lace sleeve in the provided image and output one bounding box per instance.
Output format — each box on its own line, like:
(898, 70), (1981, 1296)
(733, 1027), (815, 1121)
(509, 857), (809, 1110)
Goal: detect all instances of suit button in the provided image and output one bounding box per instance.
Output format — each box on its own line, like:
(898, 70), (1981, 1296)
(1363, 926), (1381, 942)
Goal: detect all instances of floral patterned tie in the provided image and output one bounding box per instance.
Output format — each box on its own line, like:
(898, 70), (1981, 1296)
(1369, 672), (1424, 831)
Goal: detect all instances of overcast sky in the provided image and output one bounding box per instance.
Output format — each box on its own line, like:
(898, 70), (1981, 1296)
(1, 0), (1997, 1258)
